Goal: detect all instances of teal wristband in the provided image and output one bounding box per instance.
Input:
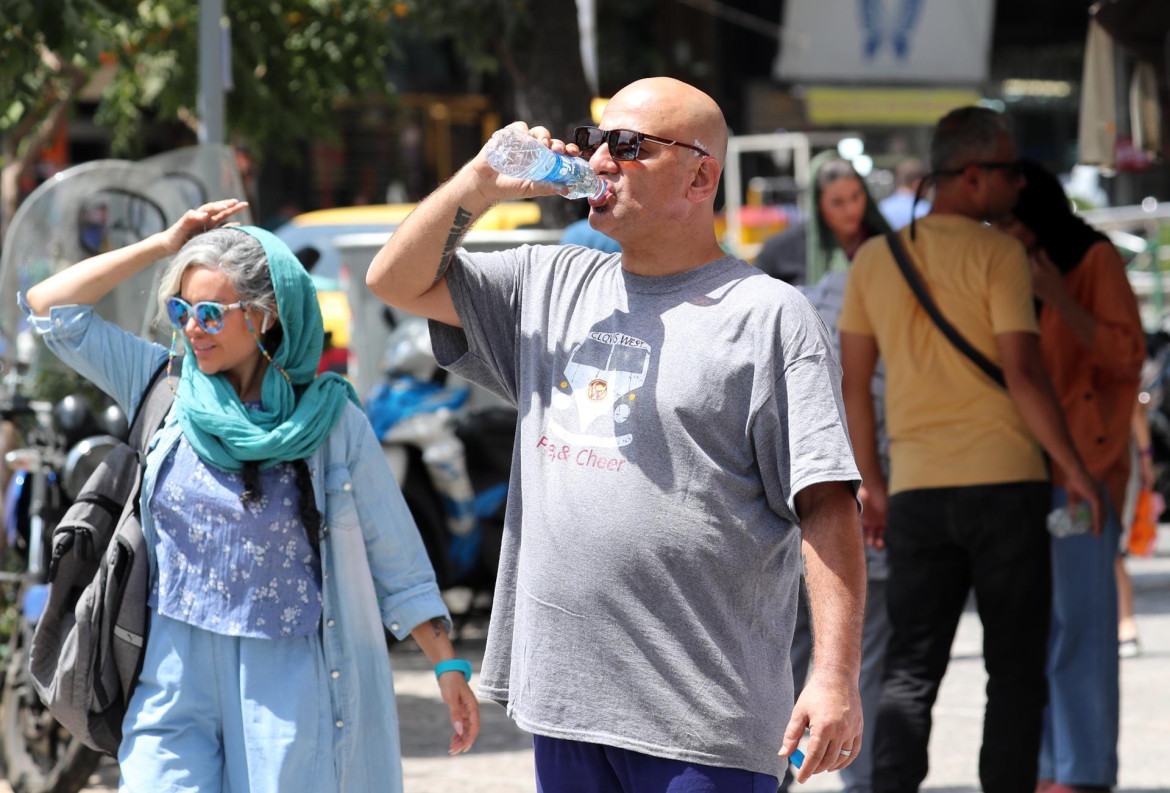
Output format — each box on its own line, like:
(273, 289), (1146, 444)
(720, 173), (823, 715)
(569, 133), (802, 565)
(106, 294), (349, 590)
(434, 659), (473, 681)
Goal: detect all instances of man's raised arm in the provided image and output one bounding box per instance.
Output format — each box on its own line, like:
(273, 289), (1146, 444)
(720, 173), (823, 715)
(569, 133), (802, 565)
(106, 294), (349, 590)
(365, 122), (567, 327)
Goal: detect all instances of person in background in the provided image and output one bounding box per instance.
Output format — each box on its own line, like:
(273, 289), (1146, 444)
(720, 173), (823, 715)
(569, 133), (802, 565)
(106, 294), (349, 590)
(758, 154), (892, 793)
(877, 158), (931, 231)
(559, 215), (621, 254)
(1119, 396), (1155, 658)
(775, 271), (893, 793)
(996, 160), (1143, 793)
(839, 107), (1101, 793)
(755, 153), (891, 286)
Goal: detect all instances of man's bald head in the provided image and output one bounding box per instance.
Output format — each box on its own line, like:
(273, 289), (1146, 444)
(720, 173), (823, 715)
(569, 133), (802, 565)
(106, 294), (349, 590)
(604, 77), (728, 164)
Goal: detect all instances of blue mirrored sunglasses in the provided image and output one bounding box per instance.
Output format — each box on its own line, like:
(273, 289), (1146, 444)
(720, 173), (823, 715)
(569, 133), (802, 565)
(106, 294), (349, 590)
(165, 296), (246, 335)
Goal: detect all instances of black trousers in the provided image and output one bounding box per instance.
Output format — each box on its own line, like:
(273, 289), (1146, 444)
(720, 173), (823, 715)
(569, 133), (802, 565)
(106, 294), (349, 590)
(873, 482), (1051, 793)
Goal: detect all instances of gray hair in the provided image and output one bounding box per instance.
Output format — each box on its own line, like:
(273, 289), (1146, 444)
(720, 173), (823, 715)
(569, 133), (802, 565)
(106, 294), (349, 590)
(155, 228), (276, 329)
(930, 106), (1011, 174)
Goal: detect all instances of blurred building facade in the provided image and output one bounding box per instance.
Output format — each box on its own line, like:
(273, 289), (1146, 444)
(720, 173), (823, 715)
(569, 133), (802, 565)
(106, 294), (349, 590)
(18, 0), (1170, 219)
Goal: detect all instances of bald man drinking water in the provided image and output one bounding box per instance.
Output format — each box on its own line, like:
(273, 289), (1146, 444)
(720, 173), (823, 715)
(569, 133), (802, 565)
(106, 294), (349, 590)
(366, 77), (866, 792)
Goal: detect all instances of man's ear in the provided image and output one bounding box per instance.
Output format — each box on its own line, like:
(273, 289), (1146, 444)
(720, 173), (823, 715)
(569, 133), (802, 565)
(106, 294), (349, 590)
(687, 158), (722, 203)
(962, 163), (984, 193)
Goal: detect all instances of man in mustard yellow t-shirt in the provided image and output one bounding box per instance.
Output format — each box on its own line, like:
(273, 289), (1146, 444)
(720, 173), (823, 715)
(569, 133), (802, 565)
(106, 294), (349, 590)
(838, 107), (1100, 793)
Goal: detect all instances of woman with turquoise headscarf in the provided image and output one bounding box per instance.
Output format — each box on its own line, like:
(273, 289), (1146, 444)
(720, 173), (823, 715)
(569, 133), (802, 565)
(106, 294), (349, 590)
(22, 199), (480, 792)
(754, 152), (891, 286)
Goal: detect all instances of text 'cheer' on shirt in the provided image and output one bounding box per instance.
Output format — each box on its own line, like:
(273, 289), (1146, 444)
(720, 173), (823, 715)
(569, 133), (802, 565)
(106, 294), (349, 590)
(429, 244), (860, 778)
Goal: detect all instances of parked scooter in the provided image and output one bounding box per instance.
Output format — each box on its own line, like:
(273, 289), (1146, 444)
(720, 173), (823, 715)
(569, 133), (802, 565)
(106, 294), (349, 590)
(366, 319), (514, 631)
(0, 344), (121, 792)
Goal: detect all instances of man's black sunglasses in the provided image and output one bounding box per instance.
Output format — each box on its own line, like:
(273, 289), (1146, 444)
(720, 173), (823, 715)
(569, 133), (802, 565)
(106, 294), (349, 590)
(573, 126), (711, 161)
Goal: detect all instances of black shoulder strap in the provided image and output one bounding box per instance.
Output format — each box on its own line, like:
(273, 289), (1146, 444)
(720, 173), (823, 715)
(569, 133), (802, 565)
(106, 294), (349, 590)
(885, 232), (1006, 388)
(118, 362), (174, 524)
(129, 362), (175, 458)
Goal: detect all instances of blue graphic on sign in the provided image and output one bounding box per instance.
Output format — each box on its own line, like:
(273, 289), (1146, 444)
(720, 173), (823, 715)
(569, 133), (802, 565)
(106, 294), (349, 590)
(858, 0), (924, 60)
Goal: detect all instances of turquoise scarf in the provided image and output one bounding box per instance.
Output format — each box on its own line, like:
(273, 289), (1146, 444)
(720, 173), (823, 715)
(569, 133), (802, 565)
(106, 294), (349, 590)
(174, 225), (360, 472)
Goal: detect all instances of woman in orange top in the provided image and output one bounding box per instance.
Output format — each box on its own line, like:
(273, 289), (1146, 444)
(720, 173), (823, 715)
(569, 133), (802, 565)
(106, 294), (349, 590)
(997, 160), (1143, 793)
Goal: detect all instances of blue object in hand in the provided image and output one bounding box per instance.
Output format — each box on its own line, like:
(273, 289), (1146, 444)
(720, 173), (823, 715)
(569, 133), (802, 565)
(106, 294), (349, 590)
(790, 748), (805, 769)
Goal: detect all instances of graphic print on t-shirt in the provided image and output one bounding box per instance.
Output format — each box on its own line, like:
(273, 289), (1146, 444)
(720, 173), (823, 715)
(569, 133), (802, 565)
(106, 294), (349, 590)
(547, 329), (650, 451)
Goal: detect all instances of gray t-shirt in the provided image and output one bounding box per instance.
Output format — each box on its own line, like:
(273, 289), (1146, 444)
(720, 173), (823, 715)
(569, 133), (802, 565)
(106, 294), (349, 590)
(430, 244), (860, 777)
(800, 270), (889, 581)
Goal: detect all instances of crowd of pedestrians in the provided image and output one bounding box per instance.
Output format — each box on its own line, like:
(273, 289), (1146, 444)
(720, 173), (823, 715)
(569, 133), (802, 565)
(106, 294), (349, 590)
(760, 108), (1144, 793)
(9, 74), (1154, 793)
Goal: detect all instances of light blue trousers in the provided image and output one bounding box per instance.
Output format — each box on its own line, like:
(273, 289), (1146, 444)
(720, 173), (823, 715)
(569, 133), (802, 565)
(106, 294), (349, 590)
(1038, 487), (1120, 786)
(118, 610), (338, 793)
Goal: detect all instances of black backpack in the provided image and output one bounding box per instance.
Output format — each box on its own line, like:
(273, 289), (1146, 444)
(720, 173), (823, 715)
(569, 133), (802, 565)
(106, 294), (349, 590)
(29, 363), (173, 755)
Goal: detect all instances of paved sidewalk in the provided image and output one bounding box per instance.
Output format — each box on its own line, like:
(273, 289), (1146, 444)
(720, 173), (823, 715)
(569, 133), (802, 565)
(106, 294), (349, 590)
(11, 530), (1170, 793)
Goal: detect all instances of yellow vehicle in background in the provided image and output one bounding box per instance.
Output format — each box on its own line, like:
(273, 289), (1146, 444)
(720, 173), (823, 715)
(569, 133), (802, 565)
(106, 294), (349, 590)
(274, 201), (543, 375)
(276, 201), (546, 381)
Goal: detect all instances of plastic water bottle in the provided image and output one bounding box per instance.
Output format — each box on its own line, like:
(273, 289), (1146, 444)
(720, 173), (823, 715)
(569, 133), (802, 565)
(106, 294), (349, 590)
(484, 128), (609, 201)
(1047, 501), (1092, 538)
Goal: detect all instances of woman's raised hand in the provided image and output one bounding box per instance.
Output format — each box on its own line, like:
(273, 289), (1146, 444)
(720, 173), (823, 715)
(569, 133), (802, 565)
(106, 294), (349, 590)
(159, 199), (250, 255)
(24, 198), (250, 315)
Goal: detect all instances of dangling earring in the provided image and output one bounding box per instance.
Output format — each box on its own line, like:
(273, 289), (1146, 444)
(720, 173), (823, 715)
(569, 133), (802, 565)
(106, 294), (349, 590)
(167, 329), (180, 395)
(244, 310), (291, 383)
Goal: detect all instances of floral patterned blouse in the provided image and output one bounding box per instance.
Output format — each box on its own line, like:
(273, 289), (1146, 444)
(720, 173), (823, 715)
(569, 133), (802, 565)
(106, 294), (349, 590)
(148, 427), (323, 639)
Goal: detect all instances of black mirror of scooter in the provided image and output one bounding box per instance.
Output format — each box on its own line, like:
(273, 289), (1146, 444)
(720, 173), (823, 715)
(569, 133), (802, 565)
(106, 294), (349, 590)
(294, 245), (321, 273)
(382, 307), (398, 331)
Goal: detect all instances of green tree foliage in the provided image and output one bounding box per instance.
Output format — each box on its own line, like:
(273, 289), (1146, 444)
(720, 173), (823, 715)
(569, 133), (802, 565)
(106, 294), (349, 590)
(2, 0), (398, 157)
(397, 0), (529, 76)
(1, 0), (596, 231)
(397, 0), (593, 228)
(0, 0), (398, 239)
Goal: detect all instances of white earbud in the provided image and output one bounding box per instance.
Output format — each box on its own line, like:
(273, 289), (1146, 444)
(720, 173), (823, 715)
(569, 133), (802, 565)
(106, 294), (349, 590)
(260, 313), (271, 334)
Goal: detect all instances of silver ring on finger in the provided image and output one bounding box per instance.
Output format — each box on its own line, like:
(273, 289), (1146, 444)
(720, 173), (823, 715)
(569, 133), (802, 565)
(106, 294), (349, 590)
(839, 749), (853, 757)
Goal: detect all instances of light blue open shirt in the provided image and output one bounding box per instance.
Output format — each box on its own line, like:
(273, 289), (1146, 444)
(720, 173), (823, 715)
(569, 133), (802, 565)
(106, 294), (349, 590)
(21, 296), (449, 792)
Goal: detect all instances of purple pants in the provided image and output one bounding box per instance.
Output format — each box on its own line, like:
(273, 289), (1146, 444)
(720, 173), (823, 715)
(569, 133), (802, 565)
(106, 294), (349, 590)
(534, 736), (779, 793)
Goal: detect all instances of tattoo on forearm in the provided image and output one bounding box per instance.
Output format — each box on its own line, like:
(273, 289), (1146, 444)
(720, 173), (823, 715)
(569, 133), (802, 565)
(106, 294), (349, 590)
(430, 617), (445, 640)
(434, 206), (474, 286)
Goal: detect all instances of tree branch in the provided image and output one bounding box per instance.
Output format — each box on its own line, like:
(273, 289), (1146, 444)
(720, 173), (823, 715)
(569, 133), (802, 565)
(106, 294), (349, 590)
(14, 47), (89, 170)
(493, 37), (531, 120)
(16, 91), (72, 171)
(1, 46), (90, 244)
(176, 106), (202, 135)
(9, 94), (56, 144)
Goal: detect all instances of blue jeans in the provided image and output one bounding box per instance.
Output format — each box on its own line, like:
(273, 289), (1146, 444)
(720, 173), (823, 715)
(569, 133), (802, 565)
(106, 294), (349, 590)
(1038, 487), (1120, 786)
(534, 736), (778, 793)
